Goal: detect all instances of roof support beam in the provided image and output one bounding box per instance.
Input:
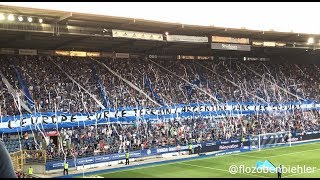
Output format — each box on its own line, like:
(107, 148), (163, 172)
(161, 24), (184, 35)
(115, 19), (136, 29)
(54, 12), (73, 23)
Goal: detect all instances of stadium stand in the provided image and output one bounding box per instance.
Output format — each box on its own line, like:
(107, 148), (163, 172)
(1, 3), (320, 178)
(1, 54), (320, 165)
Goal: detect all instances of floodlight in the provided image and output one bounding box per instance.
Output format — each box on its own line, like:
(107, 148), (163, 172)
(27, 17), (33, 22)
(8, 14), (14, 21)
(0, 14), (4, 20)
(307, 37), (314, 44)
(18, 16), (23, 22)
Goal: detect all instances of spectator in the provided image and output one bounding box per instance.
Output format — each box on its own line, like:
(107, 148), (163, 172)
(0, 54), (319, 162)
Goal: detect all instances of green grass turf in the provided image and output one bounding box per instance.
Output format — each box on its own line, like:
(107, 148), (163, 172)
(89, 142), (320, 178)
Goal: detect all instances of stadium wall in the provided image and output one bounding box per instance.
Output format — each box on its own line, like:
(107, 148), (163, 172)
(56, 136), (320, 178)
(45, 130), (320, 171)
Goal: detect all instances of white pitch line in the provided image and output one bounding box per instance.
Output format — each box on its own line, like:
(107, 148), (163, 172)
(95, 141), (320, 176)
(185, 140), (320, 163)
(237, 147), (320, 159)
(178, 162), (268, 178)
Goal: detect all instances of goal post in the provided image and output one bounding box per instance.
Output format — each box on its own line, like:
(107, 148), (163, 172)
(10, 150), (25, 173)
(249, 131), (292, 151)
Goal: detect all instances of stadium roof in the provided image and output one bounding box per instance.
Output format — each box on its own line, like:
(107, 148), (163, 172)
(0, 4), (318, 56)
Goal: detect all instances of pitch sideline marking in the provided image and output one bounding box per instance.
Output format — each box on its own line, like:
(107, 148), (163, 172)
(236, 147), (320, 159)
(98, 141), (320, 176)
(178, 146), (320, 178)
(177, 162), (268, 178)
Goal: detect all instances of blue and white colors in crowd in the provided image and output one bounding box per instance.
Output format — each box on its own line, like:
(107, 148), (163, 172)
(1, 101), (319, 133)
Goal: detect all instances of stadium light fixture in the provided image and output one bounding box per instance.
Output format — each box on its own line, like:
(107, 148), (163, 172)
(27, 17), (33, 22)
(165, 32), (169, 36)
(0, 14), (4, 21)
(7, 14), (14, 21)
(18, 16), (23, 22)
(307, 37), (314, 44)
(38, 18), (43, 23)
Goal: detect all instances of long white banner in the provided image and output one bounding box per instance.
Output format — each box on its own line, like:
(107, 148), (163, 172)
(0, 101), (319, 133)
(166, 35), (208, 43)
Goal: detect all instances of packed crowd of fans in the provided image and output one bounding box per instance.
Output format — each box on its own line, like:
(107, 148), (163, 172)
(1, 55), (320, 114)
(0, 54), (320, 163)
(2, 109), (320, 162)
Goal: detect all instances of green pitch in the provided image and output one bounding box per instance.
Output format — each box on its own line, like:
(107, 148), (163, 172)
(88, 142), (320, 178)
